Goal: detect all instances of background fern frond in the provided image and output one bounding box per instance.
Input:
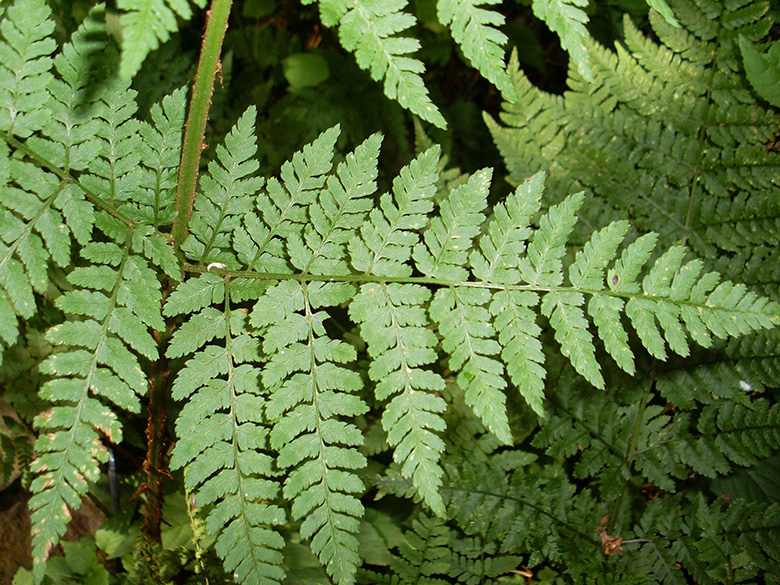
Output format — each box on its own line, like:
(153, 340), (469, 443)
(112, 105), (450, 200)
(325, 0), (446, 128)
(0, 0), (55, 139)
(117, 0), (207, 80)
(437, 0), (516, 100)
(739, 36), (780, 108)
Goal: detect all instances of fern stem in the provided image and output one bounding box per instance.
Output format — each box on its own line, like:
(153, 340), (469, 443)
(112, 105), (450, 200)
(142, 318), (174, 543)
(183, 264), (772, 320)
(171, 0), (234, 256)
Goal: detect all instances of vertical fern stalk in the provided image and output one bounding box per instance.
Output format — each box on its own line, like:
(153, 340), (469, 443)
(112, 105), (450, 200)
(143, 0), (234, 542)
(141, 319), (174, 542)
(171, 0), (234, 255)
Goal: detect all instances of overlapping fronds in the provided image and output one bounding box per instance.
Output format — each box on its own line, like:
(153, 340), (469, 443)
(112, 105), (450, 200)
(182, 107), (264, 267)
(487, 0), (780, 297)
(2, 0), (780, 583)
(0, 0), (93, 359)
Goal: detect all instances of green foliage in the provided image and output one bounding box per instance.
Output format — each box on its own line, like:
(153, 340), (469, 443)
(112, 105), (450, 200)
(116, 0), (207, 80)
(531, 0), (593, 81)
(2, 0), (780, 585)
(739, 36), (780, 108)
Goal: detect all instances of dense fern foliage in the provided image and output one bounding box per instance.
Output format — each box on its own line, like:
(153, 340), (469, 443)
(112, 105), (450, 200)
(1, 0), (780, 583)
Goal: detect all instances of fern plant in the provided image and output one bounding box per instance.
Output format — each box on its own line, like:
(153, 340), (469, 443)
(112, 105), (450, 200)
(1, 0), (780, 584)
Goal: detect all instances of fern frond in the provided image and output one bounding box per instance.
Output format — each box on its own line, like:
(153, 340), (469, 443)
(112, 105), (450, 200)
(117, 0), (207, 80)
(82, 80), (182, 280)
(531, 0), (593, 82)
(253, 281), (367, 585)
(630, 495), (780, 583)
(436, 0), (516, 99)
(0, 6), (100, 360)
(471, 173), (545, 414)
(645, 0), (679, 27)
(656, 330), (780, 409)
(351, 283), (448, 516)
(388, 514), (451, 585)
(325, 0), (446, 128)
(182, 107), (264, 267)
(168, 278), (286, 585)
(236, 126), (339, 274)
(127, 87), (187, 231)
(413, 168), (490, 281)
(30, 218), (162, 581)
(26, 5), (108, 175)
(0, 0), (55, 139)
(289, 133), (382, 275)
(248, 133), (385, 580)
(349, 145), (440, 277)
(80, 78), (142, 206)
(488, 0), (780, 302)
(432, 287), (509, 443)
(739, 36), (780, 108)
(349, 148), (447, 515)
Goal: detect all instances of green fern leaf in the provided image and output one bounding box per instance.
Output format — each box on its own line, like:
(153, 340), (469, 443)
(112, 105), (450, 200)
(471, 171), (542, 286)
(436, 0), (516, 99)
(490, 290), (545, 415)
(413, 168), (490, 281)
(164, 272), (225, 317)
(26, 5), (108, 175)
(0, 0), (55, 138)
(136, 87), (188, 229)
(182, 107), (264, 267)
(739, 36), (780, 108)
(348, 148), (446, 514)
(543, 291), (604, 388)
(390, 514), (451, 584)
(656, 331), (780, 409)
(350, 283), (448, 516)
(0, 6), (103, 359)
(349, 145), (440, 277)
(236, 126), (339, 274)
(255, 281), (367, 585)
(30, 226), (161, 582)
(169, 278), (286, 585)
(645, 0), (679, 27)
(289, 133), (382, 275)
(117, 0), (207, 80)
(431, 287), (510, 443)
(333, 0), (446, 128)
(531, 0), (593, 82)
(80, 78), (142, 206)
(519, 191), (583, 287)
